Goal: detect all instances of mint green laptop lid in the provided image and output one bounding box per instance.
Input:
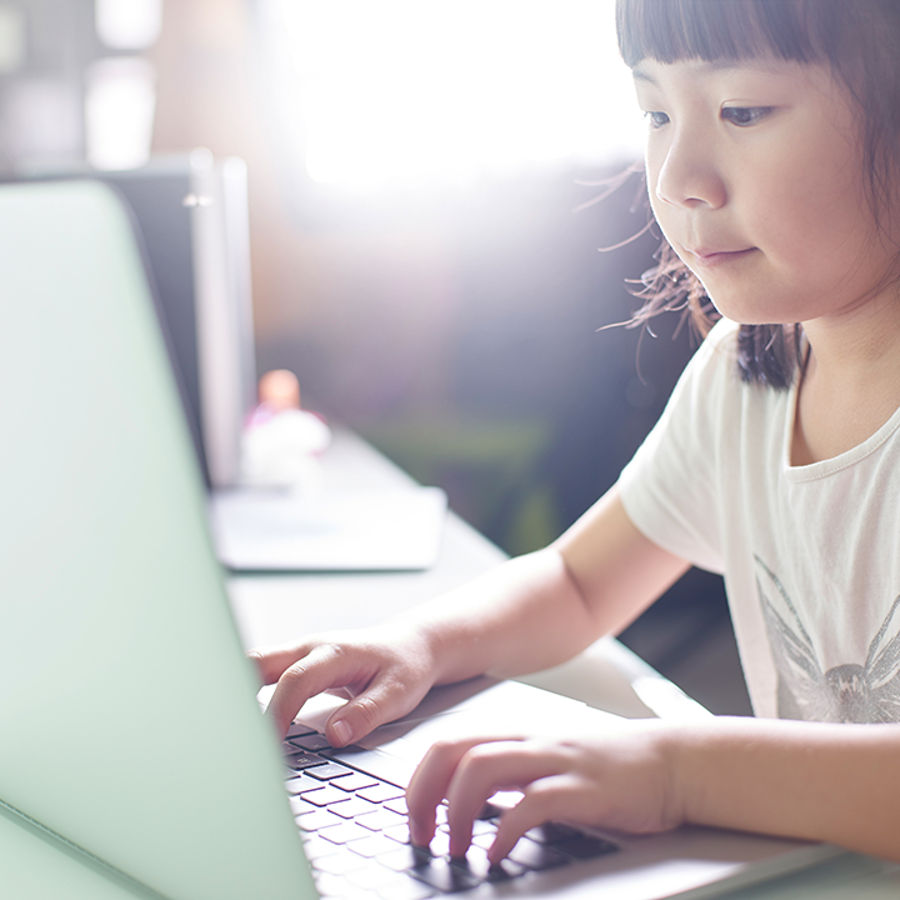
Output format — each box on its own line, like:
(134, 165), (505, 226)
(0, 180), (315, 899)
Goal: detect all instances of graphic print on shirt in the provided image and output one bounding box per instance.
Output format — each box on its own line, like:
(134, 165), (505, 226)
(755, 556), (900, 722)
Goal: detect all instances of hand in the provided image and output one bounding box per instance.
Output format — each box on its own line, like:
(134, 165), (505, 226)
(248, 624), (438, 744)
(405, 723), (682, 864)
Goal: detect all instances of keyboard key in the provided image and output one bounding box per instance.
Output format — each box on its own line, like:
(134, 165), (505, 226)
(470, 818), (497, 837)
(286, 722), (317, 740)
(347, 833), (405, 859)
(319, 821), (374, 845)
(382, 823), (412, 844)
(285, 773), (324, 795)
(378, 844), (434, 873)
(331, 772), (381, 792)
(451, 846), (525, 883)
(328, 797), (382, 820)
(469, 831), (496, 851)
(290, 794), (326, 816)
(288, 732), (333, 752)
(357, 784), (405, 804)
(383, 797), (409, 816)
(310, 849), (371, 876)
(296, 808), (344, 832)
(354, 808), (407, 832)
(301, 833), (344, 862)
(301, 785), (355, 807)
(408, 858), (482, 894)
(306, 761), (357, 781)
(286, 750), (327, 770)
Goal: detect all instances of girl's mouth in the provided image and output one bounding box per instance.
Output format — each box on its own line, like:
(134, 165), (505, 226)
(687, 247), (758, 268)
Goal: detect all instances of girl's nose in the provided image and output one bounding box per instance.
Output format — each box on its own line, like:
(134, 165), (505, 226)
(653, 133), (726, 210)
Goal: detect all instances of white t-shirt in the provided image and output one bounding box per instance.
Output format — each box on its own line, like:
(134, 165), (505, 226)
(618, 318), (900, 722)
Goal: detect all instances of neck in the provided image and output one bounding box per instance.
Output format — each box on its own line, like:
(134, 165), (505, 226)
(792, 283), (900, 465)
(801, 281), (900, 386)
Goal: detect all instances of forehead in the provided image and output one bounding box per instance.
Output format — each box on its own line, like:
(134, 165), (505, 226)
(632, 56), (808, 86)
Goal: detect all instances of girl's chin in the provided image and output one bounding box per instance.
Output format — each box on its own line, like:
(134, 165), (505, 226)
(703, 293), (801, 328)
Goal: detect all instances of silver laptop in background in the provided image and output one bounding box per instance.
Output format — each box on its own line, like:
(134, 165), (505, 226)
(0, 180), (841, 900)
(97, 152), (446, 573)
(17, 150), (258, 489)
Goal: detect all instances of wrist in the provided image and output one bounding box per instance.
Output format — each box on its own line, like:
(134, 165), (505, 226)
(415, 615), (482, 685)
(655, 721), (696, 830)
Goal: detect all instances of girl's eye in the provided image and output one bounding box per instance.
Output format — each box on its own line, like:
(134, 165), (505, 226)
(721, 106), (773, 127)
(643, 110), (670, 129)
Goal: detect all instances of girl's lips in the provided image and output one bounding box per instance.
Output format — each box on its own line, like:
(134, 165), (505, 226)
(687, 247), (757, 268)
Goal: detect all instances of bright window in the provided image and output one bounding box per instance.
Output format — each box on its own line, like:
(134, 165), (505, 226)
(257, 0), (643, 191)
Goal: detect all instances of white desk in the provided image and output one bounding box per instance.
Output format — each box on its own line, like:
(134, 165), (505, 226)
(227, 429), (900, 900)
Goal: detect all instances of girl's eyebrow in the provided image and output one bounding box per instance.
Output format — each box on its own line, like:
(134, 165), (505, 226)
(631, 58), (782, 84)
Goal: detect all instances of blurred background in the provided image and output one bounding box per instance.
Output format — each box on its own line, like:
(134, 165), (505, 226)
(0, 0), (750, 714)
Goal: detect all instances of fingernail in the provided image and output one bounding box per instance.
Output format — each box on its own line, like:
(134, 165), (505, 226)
(332, 719), (352, 746)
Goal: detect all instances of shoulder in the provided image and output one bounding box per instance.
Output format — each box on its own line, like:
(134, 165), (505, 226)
(663, 317), (742, 419)
(693, 317), (740, 374)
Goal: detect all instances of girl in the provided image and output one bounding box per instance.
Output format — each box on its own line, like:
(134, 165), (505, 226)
(251, 0), (900, 865)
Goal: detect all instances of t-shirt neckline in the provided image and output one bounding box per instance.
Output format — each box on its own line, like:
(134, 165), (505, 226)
(782, 376), (900, 482)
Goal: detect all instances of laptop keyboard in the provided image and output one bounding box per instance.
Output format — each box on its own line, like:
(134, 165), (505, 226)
(282, 724), (618, 899)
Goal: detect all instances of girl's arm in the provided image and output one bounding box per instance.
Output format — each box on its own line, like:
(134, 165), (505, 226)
(407, 714), (900, 863)
(423, 485), (689, 684)
(675, 716), (900, 860)
(251, 485), (689, 740)
(405, 501), (900, 863)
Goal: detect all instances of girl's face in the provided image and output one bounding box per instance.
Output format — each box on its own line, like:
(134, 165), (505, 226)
(633, 57), (900, 326)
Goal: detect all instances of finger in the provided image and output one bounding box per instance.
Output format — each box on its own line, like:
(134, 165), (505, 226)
(325, 687), (355, 700)
(489, 776), (577, 864)
(444, 741), (556, 858)
(407, 737), (502, 848)
(324, 669), (430, 748)
(266, 644), (374, 737)
(246, 642), (316, 685)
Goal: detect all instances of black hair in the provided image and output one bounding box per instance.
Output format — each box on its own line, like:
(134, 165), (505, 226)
(615, 0), (900, 388)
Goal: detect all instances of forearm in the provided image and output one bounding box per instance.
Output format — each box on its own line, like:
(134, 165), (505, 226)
(669, 717), (900, 860)
(391, 548), (603, 685)
(254, 488), (688, 741)
(391, 487), (689, 689)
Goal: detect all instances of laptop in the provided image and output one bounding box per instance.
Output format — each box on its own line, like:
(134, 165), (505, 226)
(0, 180), (841, 900)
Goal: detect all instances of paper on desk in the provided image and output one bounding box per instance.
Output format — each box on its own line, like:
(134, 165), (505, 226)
(209, 486), (447, 571)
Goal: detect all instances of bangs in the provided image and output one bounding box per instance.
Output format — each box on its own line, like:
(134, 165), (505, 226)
(616, 0), (828, 68)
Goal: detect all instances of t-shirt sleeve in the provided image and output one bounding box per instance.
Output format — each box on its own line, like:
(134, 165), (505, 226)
(617, 319), (738, 574)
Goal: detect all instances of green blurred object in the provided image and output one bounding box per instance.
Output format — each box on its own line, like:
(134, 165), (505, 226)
(361, 412), (562, 555)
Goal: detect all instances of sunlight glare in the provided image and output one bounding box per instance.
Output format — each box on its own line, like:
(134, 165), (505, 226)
(264, 0), (642, 190)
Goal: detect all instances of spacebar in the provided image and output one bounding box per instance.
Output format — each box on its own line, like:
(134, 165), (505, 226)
(324, 745), (416, 789)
